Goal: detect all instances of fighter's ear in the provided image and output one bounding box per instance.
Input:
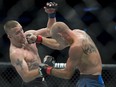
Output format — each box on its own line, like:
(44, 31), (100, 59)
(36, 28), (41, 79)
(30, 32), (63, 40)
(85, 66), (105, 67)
(7, 35), (11, 38)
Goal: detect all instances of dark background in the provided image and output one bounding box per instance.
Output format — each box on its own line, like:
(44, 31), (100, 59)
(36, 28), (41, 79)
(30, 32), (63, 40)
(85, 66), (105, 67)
(0, 0), (116, 64)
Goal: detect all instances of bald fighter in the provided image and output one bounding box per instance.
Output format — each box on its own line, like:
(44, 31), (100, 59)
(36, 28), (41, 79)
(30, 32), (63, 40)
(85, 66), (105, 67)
(27, 22), (105, 87)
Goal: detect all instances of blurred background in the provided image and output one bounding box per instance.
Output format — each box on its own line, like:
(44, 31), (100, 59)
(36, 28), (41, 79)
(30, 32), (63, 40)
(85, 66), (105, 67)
(0, 0), (116, 87)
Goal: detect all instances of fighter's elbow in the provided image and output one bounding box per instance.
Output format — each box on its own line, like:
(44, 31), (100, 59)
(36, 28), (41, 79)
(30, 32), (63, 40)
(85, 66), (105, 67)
(50, 44), (64, 50)
(21, 74), (31, 82)
(65, 73), (73, 79)
(55, 47), (64, 50)
(55, 45), (66, 50)
(62, 71), (74, 79)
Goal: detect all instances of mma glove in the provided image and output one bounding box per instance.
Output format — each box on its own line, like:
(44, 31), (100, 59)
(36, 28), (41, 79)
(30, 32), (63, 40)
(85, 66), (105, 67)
(44, 2), (58, 18)
(43, 55), (55, 66)
(39, 55), (55, 77)
(36, 35), (42, 43)
(39, 63), (53, 77)
(26, 33), (42, 44)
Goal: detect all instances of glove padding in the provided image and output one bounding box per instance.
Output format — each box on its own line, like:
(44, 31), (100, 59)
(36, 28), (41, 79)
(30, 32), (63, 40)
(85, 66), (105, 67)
(39, 63), (53, 77)
(39, 55), (55, 77)
(44, 2), (58, 14)
(26, 33), (42, 44)
(43, 55), (55, 66)
(46, 2), (58, 9)
(26, 33), (37, 44)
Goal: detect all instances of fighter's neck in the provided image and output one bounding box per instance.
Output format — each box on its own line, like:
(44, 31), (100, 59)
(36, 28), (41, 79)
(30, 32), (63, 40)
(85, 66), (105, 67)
(11, 41), (28, 48)
(68, 31), (76, 45)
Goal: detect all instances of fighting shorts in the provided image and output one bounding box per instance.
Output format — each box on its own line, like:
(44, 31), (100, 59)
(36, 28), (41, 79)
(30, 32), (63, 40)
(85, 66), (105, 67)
(76, 74), (105, 87)
(22, 77), (48, 87)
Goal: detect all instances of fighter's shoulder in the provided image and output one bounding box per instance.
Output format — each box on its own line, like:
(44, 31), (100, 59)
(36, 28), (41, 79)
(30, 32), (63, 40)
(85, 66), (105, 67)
(69, 44), (82, 56)
(10, 49), (23, 59)
(10, 50), (23, 66)
(73, 29), (85, 33)
(70, 42), (81, 50)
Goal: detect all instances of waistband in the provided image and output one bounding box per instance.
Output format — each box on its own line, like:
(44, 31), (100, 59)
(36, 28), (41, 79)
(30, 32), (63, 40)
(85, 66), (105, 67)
(80, 74), (100, 80)
(79, 74), (104, 84)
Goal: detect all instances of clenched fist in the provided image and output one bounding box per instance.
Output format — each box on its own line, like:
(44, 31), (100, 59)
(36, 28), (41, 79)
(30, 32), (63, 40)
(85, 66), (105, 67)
(44, 2), (58, 14)
(26, 33), (43, 44)
(26, 33), (37, 44)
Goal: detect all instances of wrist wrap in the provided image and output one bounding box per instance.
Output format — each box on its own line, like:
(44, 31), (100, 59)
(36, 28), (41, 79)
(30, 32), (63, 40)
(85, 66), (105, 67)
(36, 35), (42, 43)
(46, 66), (53, 75)
(48, 13), (56, 18)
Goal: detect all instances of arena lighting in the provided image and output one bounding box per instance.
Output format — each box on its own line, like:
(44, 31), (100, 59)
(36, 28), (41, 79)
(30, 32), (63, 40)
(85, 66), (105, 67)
(83, 7), (99, 12)
(82, 0), (101, 11)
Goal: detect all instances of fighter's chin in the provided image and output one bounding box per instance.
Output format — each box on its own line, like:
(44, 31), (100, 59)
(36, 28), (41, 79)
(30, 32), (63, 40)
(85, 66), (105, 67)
(20, 39), (26, 44)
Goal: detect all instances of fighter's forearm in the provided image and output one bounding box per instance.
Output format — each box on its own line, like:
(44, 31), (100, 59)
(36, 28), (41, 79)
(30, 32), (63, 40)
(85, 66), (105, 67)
(46, 2), (57, 29)
(41, 37), (61, 50)
(51, 68), (72, 79)
(21, 69), (40, 82)
(47, 16), (56, 29)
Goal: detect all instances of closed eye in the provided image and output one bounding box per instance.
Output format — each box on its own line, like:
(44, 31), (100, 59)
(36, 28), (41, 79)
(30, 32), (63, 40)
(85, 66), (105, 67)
(15, 28), (23, 35)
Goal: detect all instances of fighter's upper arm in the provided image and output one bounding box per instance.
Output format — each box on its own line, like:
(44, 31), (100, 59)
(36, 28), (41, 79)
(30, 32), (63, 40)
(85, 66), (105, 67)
(66, 45), (83, 71)
(70, 45), (83, 60)
(10, 52), (29, 78)
(35, 28), (51, 37)
(56, 45), (83, 79)
(25, 28), (51, 37)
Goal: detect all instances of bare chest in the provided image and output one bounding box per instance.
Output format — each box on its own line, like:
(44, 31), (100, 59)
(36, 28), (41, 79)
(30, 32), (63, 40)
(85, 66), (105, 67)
(23, 49), (36, 59)
(22, 47), (41, 70)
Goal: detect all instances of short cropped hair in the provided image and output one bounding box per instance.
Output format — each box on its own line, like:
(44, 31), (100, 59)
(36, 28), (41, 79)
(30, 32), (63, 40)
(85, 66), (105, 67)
(51, 22), (70, 35)
(4, 20), (19, 34)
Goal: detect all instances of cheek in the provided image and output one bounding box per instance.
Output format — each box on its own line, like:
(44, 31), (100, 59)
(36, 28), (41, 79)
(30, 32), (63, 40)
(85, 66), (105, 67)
(14, 35), (21, 40)
(14, 36), (19, 40)
(15, 34), (19, 38)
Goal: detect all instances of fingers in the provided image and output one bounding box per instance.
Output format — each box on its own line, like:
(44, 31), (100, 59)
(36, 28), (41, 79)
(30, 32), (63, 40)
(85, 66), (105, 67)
(26, 33), (33, 38)
(39, 63), (48, 68)
(46, 2), (58, 9)
(26, 33), (37, 44)
(43, 55), (55, 66)
(44, 2), (58, 13)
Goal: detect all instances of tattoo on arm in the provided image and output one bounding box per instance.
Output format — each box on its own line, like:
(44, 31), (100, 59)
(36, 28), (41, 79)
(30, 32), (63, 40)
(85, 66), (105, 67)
(82, 39), (97, 55)
(16, 59), (23, 70)
(82, 44), (97, 55)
